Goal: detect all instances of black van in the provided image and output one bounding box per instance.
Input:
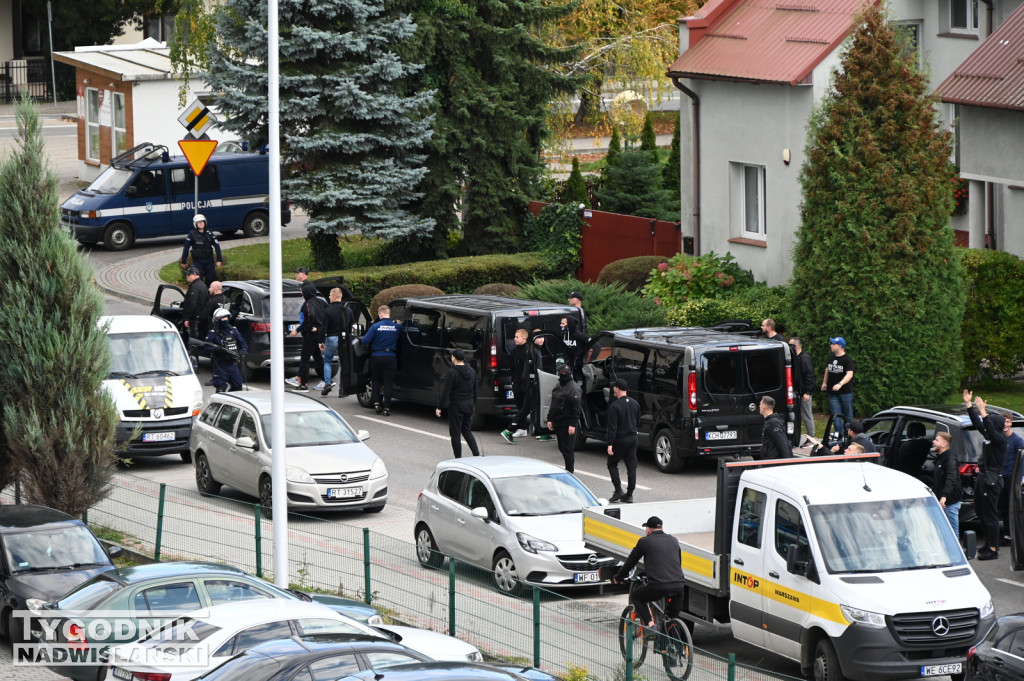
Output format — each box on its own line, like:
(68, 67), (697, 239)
(563, 327), (795, 472)
(346, 295), (582, 423)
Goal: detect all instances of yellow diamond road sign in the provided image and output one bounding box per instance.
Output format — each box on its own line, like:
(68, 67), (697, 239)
(178, 98), (217, 139)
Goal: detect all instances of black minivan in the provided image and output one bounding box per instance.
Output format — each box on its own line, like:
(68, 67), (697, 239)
(565, 327), (795, 473)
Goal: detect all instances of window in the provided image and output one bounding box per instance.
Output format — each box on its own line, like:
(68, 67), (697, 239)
(308, 655), (360, 680)
(894, 22), (922, 67)
(775, 499), (809, 560)
(86, 88), (100, 161)
(437, 470), (466, 501)
(465, 476), (497, 520)
(296, 618), (364, 636)
(237, 412), (259, 442)
(112, 92), (127, 158)
(130, 169), (164, 198)
(651, 350), (683, 397)
(204, 579), (271, 605)
(365, 651), (423, 669)
(147, 14), (175, 41)
(741, 164), (765, 237)
(406, 309), (441, 347)
(199, 403), (221, 426)
(133, 582), (202, 613)
(444, 311), (485, 350)
(611, 346), (647, 391)
(737, 488), (766, 548)
(744, 350), (783, 393)
(170, 165), (220, 194)
(233, 620), (294, 651)
(215, 404), (241, 435)
(951, 0), (979, 32)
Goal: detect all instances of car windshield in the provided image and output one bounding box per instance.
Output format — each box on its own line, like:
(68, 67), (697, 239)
(4, 525), (110, 574)
(810, 497), (965, 574)
(86, 166), (133, 195)
(108, 331), (192, 377)
(260, 410), (360, 448)
(55, 575), (123, 611)
(492, 473), (598, 516)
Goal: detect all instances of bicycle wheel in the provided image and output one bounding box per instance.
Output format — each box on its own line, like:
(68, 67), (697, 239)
(617, 605), (649, 668)
(662, 618), (694, 681)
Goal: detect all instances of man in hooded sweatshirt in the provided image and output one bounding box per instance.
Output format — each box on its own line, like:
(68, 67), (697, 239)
(965, 389), (1007, 560)
(759, 396), (791, 459)
(546, 364), (583, 472)
(436, 349), (480, 458)
(285, 282), (326, 392)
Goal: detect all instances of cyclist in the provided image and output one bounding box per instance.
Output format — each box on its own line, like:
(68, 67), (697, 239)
(613, 516), (686, 626)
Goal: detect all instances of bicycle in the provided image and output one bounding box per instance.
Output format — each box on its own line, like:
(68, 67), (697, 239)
(616, 573), (694, 681)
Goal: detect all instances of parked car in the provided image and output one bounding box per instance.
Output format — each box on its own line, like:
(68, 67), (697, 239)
(340, 662), (560, 681)
(152, 276), (370, 383)
(966, 613), (1024, 680)
(106, 598), (482, 680)
(191, 390), (388, 513)
(0, 504), (120, 644)
(414, 456), (617, 594)
(29, 561), (382, 681)
(862, 404), (1024, 529)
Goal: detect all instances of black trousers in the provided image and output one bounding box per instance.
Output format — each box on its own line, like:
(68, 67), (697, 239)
(554, 422), (576, 472)
(977, 476), (1004, 549)
(447, 401), (480, 458)
(510, 381), (531, 431)
(298, 335), (320, 384)
(631, 581), (685, 625)
(609, 435), (638, 494)
(370, 354), (397, 408)
(999, 474), (1012, 534)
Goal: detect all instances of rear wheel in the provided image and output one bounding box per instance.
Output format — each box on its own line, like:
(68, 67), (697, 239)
(242, 211), (270, 238)
(617, 604), (648, 668)
(654, 428), (685, 473)
(259, 475), (274, 519)
(103, 221), (135, 251)
(662, 618), (693, 681)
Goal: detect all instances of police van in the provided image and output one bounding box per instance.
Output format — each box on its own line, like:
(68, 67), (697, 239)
(61, 143), (291, 251)
(100, 315), (205, 461)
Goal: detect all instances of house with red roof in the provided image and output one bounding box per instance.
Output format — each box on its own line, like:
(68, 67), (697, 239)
(936, 2), (1024, 255)
(667, 0), (1024, 284)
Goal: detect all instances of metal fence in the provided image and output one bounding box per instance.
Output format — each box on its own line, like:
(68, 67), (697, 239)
(2, 473), (803, 681)
(0, 59), (52, 104)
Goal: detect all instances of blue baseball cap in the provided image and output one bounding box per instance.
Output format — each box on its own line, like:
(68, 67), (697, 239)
(829, 337), (846, 348)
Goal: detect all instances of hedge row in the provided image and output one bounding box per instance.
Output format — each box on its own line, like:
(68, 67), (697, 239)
(961, 248), (1024, 381)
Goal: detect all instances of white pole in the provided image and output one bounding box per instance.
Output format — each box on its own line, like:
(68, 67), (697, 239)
(46, 1), (57, 107)
(267, 0), (288, 587)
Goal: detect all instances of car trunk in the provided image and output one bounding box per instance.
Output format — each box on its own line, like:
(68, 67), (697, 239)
(697, 346), (789, 448)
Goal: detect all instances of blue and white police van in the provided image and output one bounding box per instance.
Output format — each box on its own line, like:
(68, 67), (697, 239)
(61, 143), (291, 251)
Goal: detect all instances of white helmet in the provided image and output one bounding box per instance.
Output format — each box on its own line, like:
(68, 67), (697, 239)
(213, 308), (231, 321)
(193, 213), (207, 226)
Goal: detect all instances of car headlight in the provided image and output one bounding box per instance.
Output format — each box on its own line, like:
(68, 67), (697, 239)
(840, 605), (886, 628)
(370, 458), (388, 479)
(286, 466), (314, 483)
(979, 599), (994, 618)
(466, 651), (483, 662)
(25, 598), (45, 616)
(517, 532), (557, 554)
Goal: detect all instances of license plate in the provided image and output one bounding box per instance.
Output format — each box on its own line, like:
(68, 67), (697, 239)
(327, 487), (362, 499)
(506, 390), (514, 399)
(921, 664), (961, 677)
(574, 572), (600, 583)
(113, 669), (132, 681)
(143, 432), (175, 442)
(705, 431), (737, 441)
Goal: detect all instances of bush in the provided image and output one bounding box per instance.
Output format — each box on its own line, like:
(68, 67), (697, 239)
(370, 284), (445, 316)
(961, 249), (1024, 381)
(596, 255), (668, 292)
(473, 283), (523, 297)
(665, 284), (791, 329)
(643, 251), (754, 308)
(520, 203), (582, 277)
(517, 279), (667, 334)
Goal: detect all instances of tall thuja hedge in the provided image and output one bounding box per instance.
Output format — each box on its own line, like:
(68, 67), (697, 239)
(960, 249), (1024, 381)
(0, 101), (117, 514)
(789, 5), (964, 415)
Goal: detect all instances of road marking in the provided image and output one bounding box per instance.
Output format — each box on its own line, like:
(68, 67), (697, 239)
(996, 577), (1024, 588)
(351, 414), (650, 490)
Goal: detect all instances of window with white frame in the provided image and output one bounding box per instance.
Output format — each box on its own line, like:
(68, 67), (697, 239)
(86, 88), (100, 162)
(950, 0), (979, 32)
(736, 163), (766, 238)
(112, 92), (127, 158)
(894, 22), (922, 69)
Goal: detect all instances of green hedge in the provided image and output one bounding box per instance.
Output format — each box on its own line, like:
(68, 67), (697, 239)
(517, 279), (667, 335)
(961, 249), (1024, 381)
(665, 284), (790, 330)
(596, 255), (668, 292)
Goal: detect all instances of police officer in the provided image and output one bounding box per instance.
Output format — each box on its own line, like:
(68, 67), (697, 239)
(205, 308), (248, 392)
(179, 214), (223, 285)
(607, 379), (640, 503)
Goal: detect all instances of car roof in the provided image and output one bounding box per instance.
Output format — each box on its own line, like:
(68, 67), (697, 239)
(748, 462), (933, 505)
(104, 561), (248, 584)
(244, 633), (408, 658)
(222, 280), (306, 296)
(0, 504), (80, 532)
(343, 662), (526, 681)
(436, 456), (569, 479)
(175, 599), (341, 626)
(207, 389), (333, 416)
(604, 327), (787, 350)
(872, 404), (1024, 424)
(100, 314), (179, 334)
(397, 295), (580, 316)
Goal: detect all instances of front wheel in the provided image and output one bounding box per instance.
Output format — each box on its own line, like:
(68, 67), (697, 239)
(242, 211), (270, 238)
(813, 638), (843, 681)
(492, 550), (522, 595)
(617, 604), (649, 668)
(662, 619), (693, 681)
(654, 429), (685, 473)
(103, 222), (135, 251)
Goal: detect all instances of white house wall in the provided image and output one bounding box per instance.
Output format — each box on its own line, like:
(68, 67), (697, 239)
(0, 0), (13, 62)
(132, 78), (214, 150)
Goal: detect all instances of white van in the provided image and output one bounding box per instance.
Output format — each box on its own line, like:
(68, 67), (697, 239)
(100, 315), (204, 461)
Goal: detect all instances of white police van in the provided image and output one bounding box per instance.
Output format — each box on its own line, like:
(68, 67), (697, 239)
(62, 143), (291, 251)
(100, 315), (205, 461)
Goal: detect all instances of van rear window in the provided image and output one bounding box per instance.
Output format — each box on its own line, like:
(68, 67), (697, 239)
(701, 349), (782, 395)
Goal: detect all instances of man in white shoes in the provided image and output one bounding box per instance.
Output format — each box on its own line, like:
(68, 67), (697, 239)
(500, 329), (540, 444)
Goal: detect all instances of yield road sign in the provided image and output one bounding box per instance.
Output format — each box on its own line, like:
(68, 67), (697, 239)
(177, 98), (217, 139)
(178, 139), (218, 176)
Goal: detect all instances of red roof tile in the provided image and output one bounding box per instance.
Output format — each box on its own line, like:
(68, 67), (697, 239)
(668, 0), (876, 86)
(935, 3), (1024, 111)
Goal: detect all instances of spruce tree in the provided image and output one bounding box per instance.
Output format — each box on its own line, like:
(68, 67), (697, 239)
(562, 157), (590, 209)
(606, 126), (622, 166)
(789, 4), (963, 413)
(663, 117), (681, 210)
(595, 150), (675, 220)
(205, 0), (435, 270)
(640, 111), (658, 161)
(0, 101), (117, 514)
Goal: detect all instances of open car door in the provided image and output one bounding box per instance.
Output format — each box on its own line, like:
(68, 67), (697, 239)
(529, 331), (574, 434)
(151, 284), (186, 333)
(1012, 447), (1024, 571)
(311, 276), (372, 398)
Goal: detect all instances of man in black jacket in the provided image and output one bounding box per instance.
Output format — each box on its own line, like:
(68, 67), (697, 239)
(830, 421), (877, 455)
(546, 365), (582, 473)
(436, 349), (480, 458)
(181, 267), (209, 341)
(965, 390), (1006, 560)
(613, 516), (686, 627)
(607, 379), (641, 503)
(285, 283), (326, 392)
(789, 337), (815, 444)
(178, 213), (223, 285)
(319, 287), (352, 396)
(759, 396), (791, 459)
(931, 432), (962, 541)
(198, 280), (229, 340)
(500, 329), (541, 443)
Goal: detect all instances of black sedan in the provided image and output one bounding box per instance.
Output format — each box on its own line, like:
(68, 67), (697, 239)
(967, 613), (1024, 680)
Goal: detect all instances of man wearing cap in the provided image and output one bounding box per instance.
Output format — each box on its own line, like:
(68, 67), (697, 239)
(567, 291), (588, 338)
(821, 336), (855, 434)
(436, 349), (481, 458)
(829, 421), (877, 455)
(294, 266), (310, 282)
(181, 267), (209, 340)
(613, 516), (686, 627)
(179, 214), (222, 285)
(607, 379), (640, 502)
(546, 365), (583, 472)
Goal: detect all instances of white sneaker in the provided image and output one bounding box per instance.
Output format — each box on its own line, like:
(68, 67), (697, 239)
(312, 381), (326, 391)
(512, 429), (529, 438)
(285, 376), (301, 387)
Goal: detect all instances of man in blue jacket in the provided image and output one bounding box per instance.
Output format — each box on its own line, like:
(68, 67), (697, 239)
(361, 305), (402, 416)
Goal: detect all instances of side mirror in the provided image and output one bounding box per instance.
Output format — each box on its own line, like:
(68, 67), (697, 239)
(471, 507), (490, 522)
(236, 436), (257, 451)
(597, 498), (610, 507)
(356, 429), (370, 442)
(107, 545), (123, 559)
(962, 530), (977, 560)
(786, 543), (808, 576)
(125, 186), (138, 197)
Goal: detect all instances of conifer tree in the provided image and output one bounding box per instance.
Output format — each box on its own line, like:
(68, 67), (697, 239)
(640, 111), (657, 161)
(205, 0), (435, 270)
(0, 101), (117, 514)
(663, 117), (681, 211)
(606, 125), (622, 166)
(596, 150), (675, 220)
(562, 157), (590, 209)
(789, 4), (963, 413)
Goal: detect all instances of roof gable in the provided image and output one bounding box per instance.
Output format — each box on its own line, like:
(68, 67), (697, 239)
(935, 2), (1024, 111)
(668, 0), (876, 86)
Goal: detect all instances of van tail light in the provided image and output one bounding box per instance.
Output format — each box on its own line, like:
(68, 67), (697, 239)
(132, 674), (172, 681)
(252, 322), (271, 333)
(688, 373), (697, 410)
(785, 367), (794, 407)
(489, 335), (498, 369)
(959, 463), (979, 476)
(67, 622), (87, 651)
